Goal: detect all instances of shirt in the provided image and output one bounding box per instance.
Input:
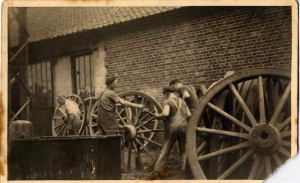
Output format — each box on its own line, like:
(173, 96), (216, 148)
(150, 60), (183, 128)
(163, 97), (189, 122)
(99, 89), (121, 112)
(64, 99), (80, 116)
(178, 85), (198, 110)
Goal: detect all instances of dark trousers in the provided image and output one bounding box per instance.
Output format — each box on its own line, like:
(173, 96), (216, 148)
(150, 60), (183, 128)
(154, 125), (187, 172)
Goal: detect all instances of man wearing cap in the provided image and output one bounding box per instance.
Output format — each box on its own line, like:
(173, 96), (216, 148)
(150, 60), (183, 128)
(57, 95), (82, 135)
(97, 75), (145, 135)
(147, 86), (191, 179)
(169, 79), (198, 111)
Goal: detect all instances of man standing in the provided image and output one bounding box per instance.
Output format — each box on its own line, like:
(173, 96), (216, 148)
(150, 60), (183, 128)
(147, 86), (191, 179)
(57, 95), (82, 135)
(97, 75), (145, 135)
(169, 79), (198, 111)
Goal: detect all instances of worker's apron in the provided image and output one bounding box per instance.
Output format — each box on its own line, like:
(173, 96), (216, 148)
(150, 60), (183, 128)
(97, 90), (119, 135)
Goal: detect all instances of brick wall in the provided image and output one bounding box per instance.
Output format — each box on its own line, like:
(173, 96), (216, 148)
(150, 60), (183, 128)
(103, 7), (291, 105)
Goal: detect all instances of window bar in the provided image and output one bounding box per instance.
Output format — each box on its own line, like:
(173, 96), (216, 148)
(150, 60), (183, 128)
(50, 60), (54, 107)
(28, 66), (32, 89)
(45, 61), (49, 93)
(76, 58), (81, 95)
(41, 62), (44, 94)
(30, 65), (33, 93)
(39, 63), (42, 96)
(38, 63), (40, 94)
(80, 56), (85, 97)
(89, 54), (93, 95)
(35, 63), (38, 95)
(90, 54), (94, 95)
(83, 55), (86, 98)
(40, 63), (43, 91)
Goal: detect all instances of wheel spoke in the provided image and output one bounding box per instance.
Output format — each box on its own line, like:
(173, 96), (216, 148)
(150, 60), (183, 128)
(196, 127), (249, 139)
(248, 154), (261, 179)
(229, 84), (258, 127)
(281, 140), (291, 147)
(272, 153), (282, 166)
(118, 108), (125, 115)
(276, 117), (291, 131)
(135, 139), (155, 162)
(264, 156), (272, 176)
(236, 80), (253, 115)
(197, 140), (208, 155)
(135, 97), (144, 121)
(57, 124), (67, 135)
(125, 107), (133, 124)
(137, 129), (164, 133)
(278, 146), (291, 158)
(90, 124), (97, 128)
(136, 135), (162, 147)
(115, 111), (127, 125)
(63, 125), (68, 136)
(270, 79), (280, 112)
(136, 117), (155, 129)
(258, 76), (266, 123)
(138, 111), (155, 123)
(132, 142), (144, 170)
(54, 122), (65, 129)
(198, 142), (250, 161)
(269, 82), (291, 126)
(218, 149), (253, 179)
(208, 103), (251, 132)
(280, 131), (291, 138)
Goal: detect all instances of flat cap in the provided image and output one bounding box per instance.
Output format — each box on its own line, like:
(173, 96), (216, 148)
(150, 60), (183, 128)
(163, 86), (175, 93)
(105, 75), (117, 85)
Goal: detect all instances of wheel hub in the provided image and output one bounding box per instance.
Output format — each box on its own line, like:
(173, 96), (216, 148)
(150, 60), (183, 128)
(249, 124), (281, 154)
(123, 125), (137, 141)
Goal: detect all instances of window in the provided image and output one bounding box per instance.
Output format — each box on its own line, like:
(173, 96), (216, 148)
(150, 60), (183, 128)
(71, 53), (94, 99)
(27, 61), (53, 108)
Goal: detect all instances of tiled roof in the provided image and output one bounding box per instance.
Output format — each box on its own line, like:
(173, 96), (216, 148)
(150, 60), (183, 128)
(26, 7), (179, 42)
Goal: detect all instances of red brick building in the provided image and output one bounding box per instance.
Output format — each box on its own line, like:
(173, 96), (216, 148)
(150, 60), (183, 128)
(10, 6), (291, 136)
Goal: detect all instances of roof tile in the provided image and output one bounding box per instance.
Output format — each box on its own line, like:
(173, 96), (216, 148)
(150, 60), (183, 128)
(26, 7), (179, 42)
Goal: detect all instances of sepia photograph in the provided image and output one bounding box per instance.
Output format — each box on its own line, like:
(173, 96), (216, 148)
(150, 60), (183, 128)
(2, 1), (298, 182)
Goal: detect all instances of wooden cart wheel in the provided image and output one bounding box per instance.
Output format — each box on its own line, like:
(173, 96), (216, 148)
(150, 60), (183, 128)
(52, 94), (87, 136)
(118, 91), (163, 171)
(89, 91), (163, 171)
(187, 68), (291, 180)
(82, 96), (98, 135)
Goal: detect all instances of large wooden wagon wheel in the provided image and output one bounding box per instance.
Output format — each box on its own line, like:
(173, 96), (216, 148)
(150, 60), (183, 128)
(117, 91), (164, 171)
(187, 68), (291, 180)
(89, 91), (163, 171)
(52, 94), (87, 136)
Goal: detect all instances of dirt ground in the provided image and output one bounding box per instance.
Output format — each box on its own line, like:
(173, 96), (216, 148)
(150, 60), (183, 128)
(121, 149), (186, 180)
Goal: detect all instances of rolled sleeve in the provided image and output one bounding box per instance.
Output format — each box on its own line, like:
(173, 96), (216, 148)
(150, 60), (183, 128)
(110, 91), (121, 103)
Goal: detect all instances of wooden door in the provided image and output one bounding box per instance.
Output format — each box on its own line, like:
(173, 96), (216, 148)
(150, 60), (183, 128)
(27, 60), (54, 136)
